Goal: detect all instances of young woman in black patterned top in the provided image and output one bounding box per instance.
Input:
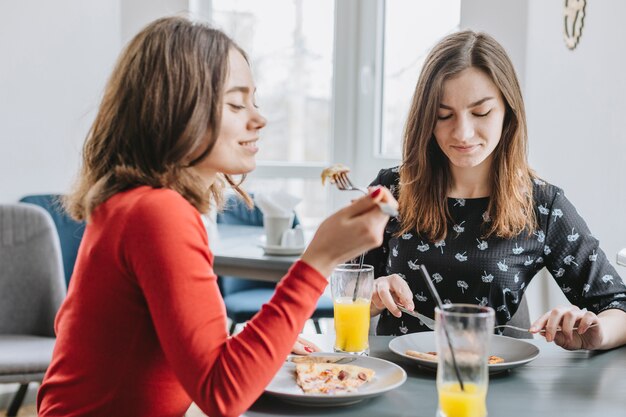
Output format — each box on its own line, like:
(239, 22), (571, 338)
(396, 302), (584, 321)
(367, 30), (626, 351)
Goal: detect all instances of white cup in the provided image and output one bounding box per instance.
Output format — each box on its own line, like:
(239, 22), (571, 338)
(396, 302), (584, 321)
(264, 214), (294, 247)
(280, 226), (305, 248)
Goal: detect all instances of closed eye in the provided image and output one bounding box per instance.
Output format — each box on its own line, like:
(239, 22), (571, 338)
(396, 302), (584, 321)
(473, 109), (492, 117)
(227, 103), (246, 110)
(437, 114), (452, 120)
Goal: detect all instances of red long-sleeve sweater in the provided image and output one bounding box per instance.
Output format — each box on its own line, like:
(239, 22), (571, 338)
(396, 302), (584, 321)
(37, 186), (327, 417)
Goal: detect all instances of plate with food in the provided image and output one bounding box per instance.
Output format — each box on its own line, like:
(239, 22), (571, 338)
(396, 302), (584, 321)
(265, 353), (407, 406)
(388, 332), (540, 374)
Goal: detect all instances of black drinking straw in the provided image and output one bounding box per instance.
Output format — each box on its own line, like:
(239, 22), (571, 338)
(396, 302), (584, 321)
(351, 253), (366, 302)
(418, 264), (465, 391)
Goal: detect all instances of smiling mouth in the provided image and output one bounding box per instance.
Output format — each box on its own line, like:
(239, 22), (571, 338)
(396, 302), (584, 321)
(239, 139), (259, 151)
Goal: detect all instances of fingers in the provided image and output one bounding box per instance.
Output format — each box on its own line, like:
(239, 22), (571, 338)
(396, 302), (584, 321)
(339, 187), (387, 218)
(531, 305), (582, 343)
(373, 275), (414, 318)
(390, 274), (415, 311)
(292, 336), (321, 355)
(559, 309), (578, 340)
(576, 309), (598, 334)
(300, 337), (321, 352)
(375, 277), (401, 317)
(367, 186), (399, 208)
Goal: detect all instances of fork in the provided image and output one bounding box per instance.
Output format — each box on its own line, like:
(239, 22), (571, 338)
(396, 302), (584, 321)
(333, 172), (399, 217)
(397, 304), (599, 334)
(493, 322), (599, 334)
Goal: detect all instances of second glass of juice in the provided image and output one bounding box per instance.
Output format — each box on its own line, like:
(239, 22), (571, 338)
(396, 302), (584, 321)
(330, 263), (374, 355)
(435, 304), (495, 417)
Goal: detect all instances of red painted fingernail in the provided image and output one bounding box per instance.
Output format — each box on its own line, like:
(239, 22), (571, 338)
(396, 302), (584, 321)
(304, 346), (313, 353)
(370, 188), (381, 198)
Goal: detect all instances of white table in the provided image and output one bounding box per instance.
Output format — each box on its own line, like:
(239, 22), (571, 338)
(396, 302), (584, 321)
(211, 224), (300, 282)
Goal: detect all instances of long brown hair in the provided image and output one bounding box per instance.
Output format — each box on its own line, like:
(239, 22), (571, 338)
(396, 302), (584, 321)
(398, 30), (536, 241)
(65, 16), (251, 221)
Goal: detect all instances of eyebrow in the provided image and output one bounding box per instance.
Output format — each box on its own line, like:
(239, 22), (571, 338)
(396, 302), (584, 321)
(225, 86), (255, 94)
(439, 97), (494, 110)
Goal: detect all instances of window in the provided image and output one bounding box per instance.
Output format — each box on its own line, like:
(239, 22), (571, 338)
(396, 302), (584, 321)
(211, 0), (334, 164)
(200, 0), (461, 225)
(380, 0), (461, 158)
(209, 0), (334, 227)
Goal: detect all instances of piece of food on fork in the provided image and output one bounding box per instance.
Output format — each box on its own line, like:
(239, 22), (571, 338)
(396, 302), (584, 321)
(321, 163), (351, 185)
(321, 163), (399, 217)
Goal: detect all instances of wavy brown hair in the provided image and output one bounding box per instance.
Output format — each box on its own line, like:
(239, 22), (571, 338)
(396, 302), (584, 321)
(398, 30), (536, 241)
(64, 16), (251, 221)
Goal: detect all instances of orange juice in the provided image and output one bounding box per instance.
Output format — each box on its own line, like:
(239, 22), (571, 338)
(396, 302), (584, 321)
(438, 382), (487, 417)
(333, 296), (370, 353)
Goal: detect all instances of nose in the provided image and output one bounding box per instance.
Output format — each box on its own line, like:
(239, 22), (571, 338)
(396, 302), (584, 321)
(249, 107), (267, 130)
(451, 114), (474, 142)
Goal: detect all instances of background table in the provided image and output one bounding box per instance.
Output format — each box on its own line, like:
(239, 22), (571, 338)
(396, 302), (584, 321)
(212, 224), (299, 282)
(245, 334), (626, 417)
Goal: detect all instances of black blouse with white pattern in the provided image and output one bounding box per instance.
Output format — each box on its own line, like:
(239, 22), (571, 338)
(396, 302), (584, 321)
(365, 167), (626, 336)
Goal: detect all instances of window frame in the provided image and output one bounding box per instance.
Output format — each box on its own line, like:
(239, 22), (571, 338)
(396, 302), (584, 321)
(250, 0), (400, 212)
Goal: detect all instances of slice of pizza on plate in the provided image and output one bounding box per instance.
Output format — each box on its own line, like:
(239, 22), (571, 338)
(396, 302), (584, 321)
(295, 362), (375, 394)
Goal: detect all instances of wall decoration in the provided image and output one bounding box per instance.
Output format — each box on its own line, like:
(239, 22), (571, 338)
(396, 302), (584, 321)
(564, 0), (587, 50)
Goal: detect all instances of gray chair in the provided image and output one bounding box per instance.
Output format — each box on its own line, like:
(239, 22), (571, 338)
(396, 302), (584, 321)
(502, 294), (532, 339)
(0, 204), (66, 416)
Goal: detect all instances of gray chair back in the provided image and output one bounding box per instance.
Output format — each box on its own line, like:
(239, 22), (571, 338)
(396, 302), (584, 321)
(503, 293), (532, 339)
(0, 204), (66, 337)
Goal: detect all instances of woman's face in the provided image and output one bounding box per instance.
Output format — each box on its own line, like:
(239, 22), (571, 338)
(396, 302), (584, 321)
(433, 67), (506, 172)
(195, 49), (266, 182)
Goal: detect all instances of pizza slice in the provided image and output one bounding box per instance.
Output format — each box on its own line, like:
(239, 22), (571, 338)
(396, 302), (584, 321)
(295, 362), (375, 394)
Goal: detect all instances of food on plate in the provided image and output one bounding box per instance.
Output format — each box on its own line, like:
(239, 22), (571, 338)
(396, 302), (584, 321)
(295, 362), (375, 394)
(405, 350), (438, 361)
(320, 163), (350, 185)
(291, 356), (345, 364)
(487, 355), (505, 364)
(405, 350), (505, 364)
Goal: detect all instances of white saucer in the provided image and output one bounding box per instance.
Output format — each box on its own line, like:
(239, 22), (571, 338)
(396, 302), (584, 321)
(260, 244), (305, 256)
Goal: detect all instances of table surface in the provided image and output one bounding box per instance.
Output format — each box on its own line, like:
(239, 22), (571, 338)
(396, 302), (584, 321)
(212, 224), (300, 282)
(244, 334), (626, 417)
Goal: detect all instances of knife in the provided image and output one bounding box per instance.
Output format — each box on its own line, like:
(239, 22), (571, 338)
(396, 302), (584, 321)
(396, 304), (436, 330)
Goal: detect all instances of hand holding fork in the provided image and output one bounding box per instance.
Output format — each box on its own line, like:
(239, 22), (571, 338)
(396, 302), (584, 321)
(396, 303), (599, 334)
(329, 169), (398, 217)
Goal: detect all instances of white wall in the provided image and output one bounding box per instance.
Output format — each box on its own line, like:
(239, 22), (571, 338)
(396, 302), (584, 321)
(0, 0), (192, 204)
(460, 0), (528, 90)
(525, 0), (626, 312)
(0, 0), (122, 203)
(462, 0), (626, 319)
(121, 0), (189, 44)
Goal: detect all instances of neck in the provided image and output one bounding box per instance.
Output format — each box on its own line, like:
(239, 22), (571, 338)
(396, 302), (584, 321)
(190, 167), (217, 188)
(447, 158), (492, 199)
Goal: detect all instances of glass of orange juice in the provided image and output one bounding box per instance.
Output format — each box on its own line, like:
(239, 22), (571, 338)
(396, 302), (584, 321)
(330, 264), (374, 355)
(435, 304), (495, 417)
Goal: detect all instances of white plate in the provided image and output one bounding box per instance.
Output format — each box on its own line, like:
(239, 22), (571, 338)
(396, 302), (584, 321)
(259, 244), (305, 256)
(388, 332), (540, 374)
(265, 354), (407, 406)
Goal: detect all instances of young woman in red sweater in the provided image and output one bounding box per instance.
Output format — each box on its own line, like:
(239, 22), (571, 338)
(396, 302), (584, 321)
(37, 17), (396, 417)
